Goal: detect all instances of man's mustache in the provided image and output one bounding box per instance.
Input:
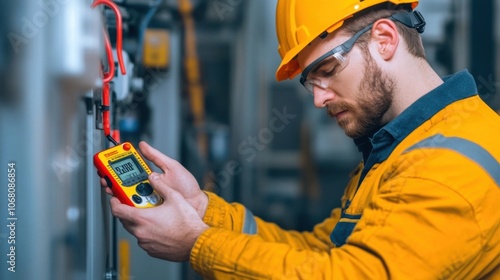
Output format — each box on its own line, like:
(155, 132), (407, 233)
(326, 103), (352, 118)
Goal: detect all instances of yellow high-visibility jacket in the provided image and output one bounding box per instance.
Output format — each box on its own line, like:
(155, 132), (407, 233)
(190, 70), (500, 279)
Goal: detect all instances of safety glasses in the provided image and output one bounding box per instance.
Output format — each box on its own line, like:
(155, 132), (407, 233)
(300, 23), (374, 95)
(300, 11), (426, 96)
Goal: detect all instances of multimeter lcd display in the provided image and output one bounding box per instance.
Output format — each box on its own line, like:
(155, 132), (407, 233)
(110, 156), (145, 181)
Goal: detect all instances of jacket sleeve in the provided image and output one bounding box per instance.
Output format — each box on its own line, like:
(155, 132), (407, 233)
(202, 191), (341, 252)
(200, 163), (363, 252)
(191, 152), (498, 279)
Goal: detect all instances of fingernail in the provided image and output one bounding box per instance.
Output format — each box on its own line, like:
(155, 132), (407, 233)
(151, 174), (159, 181)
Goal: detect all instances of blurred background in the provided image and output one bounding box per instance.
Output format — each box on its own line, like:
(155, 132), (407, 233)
(0, 0), (499, 279)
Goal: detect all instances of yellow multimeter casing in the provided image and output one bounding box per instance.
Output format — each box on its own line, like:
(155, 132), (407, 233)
(94, 142), (163, 208)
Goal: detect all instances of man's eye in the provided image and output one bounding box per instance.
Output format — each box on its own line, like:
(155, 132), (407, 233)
(318, 64), (339, 77)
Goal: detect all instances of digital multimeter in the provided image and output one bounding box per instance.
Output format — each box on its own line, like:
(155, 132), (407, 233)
(94, 142), (163, 208)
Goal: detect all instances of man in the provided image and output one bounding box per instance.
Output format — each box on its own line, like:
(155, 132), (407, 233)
(103, 0), (500, 278)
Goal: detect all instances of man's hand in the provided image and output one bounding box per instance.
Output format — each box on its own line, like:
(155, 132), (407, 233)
(110, 173), (209, 262)
(101, 141), (209, 219)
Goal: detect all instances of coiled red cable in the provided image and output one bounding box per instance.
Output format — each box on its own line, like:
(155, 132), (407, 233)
(92, 0), (127, 144)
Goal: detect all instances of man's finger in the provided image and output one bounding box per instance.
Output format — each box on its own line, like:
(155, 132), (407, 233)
(100, 178), (114, 195)
(100, 178), (108, 188)
(105, 188), (113, 196)
(139, 141), (178, 173)
(147, 173), (171, 200)
(148, 173), (182, 204)
(109, 197), (137, 223)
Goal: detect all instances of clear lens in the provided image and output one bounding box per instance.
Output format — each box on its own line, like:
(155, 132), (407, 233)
(303, 51), (349, 95)
(303, 80), (316, 94)
(303, 79), (325, 95)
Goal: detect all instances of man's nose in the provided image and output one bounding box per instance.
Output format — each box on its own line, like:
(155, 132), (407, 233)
(313, 87), (336, 108)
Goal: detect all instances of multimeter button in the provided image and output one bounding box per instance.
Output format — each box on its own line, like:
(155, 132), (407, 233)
(123, 143), (131, 151)
(104, 176), (113, 188)
(132, 195), (143, 204)
(147, 194), (159, 205)
(136, 183), (154, 196)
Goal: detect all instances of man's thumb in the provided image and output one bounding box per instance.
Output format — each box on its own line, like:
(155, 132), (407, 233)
(148, 173), (178, 203)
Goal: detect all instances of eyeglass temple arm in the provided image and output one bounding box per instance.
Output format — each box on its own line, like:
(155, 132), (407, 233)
(343, 10), (427, 54)
(340, 23), (375, 53)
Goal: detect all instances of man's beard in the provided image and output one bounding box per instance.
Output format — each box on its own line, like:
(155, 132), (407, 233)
(327, 53), (395, 138)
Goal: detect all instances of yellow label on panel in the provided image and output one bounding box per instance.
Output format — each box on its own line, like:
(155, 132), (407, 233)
(143, 29), (170, 69)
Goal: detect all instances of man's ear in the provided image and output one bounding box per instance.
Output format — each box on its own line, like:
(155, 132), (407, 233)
(370, 18), (399, 60)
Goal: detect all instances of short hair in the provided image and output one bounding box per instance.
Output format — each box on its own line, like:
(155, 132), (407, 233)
(340, 3), (426, 59)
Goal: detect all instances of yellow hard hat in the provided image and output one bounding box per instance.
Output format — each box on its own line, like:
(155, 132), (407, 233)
(275, 0), (419, 81)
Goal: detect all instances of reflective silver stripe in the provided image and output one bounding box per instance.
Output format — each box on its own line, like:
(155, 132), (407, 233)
(404, 134), (500, 186)
(243, 208), (257, 234)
